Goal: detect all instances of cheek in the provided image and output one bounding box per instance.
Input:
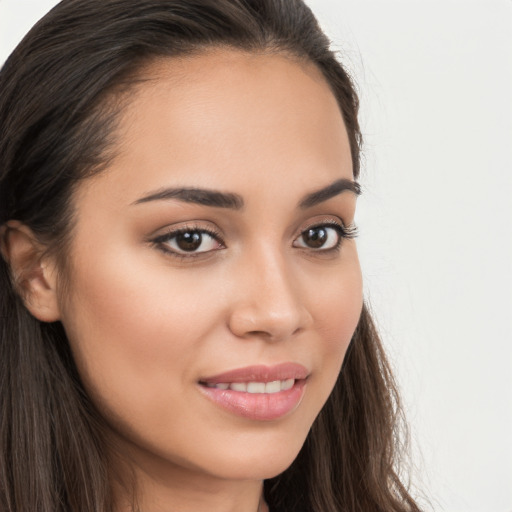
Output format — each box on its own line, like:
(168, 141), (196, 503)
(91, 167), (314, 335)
(309, 246), (363, 389)
(58, 248), (220, 416)
(317, 245), (362, 332)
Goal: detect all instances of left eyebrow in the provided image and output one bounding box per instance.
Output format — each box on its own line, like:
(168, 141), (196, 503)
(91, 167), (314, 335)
(298, 178), (361, 209)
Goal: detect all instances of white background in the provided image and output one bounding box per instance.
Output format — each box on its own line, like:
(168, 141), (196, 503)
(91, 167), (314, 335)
(1, 1), (511, 511)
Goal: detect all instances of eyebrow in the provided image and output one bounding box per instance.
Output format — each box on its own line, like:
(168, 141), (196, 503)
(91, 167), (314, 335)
(133, 187), (244, 209)
(298, 178), (361, 209)
(133, 178), (360, 210)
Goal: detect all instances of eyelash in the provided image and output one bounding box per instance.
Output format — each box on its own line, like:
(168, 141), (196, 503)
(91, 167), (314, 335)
(151, 220), (358, 260)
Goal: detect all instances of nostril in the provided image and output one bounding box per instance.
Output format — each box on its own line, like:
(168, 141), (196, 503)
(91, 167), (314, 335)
(246, 330), (271, 338)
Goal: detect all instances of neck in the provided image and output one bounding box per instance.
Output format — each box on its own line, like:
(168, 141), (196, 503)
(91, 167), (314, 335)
(112, 457), (268, 512)
(107, 425), (272, 512)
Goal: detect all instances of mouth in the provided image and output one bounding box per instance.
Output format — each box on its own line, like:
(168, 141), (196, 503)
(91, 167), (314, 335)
(198, 363), (309, 421)
(201, 379), (296, 393)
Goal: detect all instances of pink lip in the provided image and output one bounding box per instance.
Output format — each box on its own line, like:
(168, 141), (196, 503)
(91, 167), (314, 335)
(198, 363), (309, 421)
(200, 363), (309, 384)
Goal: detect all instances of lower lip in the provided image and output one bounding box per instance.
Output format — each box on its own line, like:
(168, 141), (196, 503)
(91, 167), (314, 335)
(199, 380), (307, 421)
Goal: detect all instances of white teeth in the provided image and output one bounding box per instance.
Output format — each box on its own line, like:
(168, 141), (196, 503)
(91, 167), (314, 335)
(247, 382), (266, 393)
(281, 378), (295, 391)
(230, 382), (247, 392)
(206, 379), (296, 393)
(265, 380), (281, 394)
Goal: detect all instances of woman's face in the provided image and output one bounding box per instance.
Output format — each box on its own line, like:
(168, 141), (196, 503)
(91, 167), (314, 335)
(57, 50), (363, 483)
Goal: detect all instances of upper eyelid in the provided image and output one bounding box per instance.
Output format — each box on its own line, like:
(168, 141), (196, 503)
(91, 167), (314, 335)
(154, 230), (223, 246)
(300, 218), (343, 230)
(297, 217), (355, 235)
(150, 222), (223, 241)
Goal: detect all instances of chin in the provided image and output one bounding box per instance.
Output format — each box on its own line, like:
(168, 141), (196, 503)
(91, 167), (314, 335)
(197, 425), (310, 481)
(209, 451), (301, 481)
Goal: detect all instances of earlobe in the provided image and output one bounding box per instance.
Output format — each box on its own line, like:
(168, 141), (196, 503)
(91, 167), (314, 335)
(0, 220), (61, 322)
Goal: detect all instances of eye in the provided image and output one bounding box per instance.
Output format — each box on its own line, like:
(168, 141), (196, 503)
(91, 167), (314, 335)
(294, 225), (340, 250)
(293, 222), (357, 251)
(153, 227), (224, 257)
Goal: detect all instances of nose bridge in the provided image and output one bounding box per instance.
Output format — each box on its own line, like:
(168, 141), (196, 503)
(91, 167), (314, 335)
(251, 244), (297, 306)
(228, 241), (310, 340)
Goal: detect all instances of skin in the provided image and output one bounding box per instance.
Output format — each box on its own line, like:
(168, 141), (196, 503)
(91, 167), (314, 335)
(14, 50), (363, 512)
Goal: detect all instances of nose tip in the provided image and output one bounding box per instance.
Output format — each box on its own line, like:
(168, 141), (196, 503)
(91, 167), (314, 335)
(227, 264), (312, 342)
(228, 306), (307, 341)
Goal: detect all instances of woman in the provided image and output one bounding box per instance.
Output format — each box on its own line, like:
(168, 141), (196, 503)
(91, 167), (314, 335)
(0, 1), (421, 511)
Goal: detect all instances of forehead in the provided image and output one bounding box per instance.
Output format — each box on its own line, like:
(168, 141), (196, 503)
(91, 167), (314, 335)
(79, 49), (352, 207)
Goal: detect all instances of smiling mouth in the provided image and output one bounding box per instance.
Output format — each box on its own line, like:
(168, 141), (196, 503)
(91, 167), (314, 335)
(198, 363), (308, 420)
(198, 377), (307, 421)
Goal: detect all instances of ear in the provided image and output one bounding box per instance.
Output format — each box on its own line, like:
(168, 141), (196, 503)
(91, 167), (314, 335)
(0, 220), (61, 322)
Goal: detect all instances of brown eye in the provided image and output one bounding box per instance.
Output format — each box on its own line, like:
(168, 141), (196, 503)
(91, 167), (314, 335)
(156, 228), (223, 256)
(294, 225), (341, 250)
(175, 231), (202, 252)
(303, 227), (328, 248)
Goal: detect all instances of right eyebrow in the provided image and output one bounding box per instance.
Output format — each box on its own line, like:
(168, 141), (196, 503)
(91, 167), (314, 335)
(132, 187), (244, 210)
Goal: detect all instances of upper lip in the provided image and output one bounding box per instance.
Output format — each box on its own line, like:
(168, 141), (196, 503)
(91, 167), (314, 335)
(200, 363), (309, 384)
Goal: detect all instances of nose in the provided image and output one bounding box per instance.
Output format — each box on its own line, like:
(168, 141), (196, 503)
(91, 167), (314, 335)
(227, 249), (312, 342)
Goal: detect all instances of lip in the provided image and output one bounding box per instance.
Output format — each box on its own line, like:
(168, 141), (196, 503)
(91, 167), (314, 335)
(198, 363), (309, 421)
(200, 363), (309, 384)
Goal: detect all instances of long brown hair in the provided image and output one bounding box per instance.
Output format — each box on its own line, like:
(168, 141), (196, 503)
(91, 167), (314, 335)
(0, 1), (421, 510)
